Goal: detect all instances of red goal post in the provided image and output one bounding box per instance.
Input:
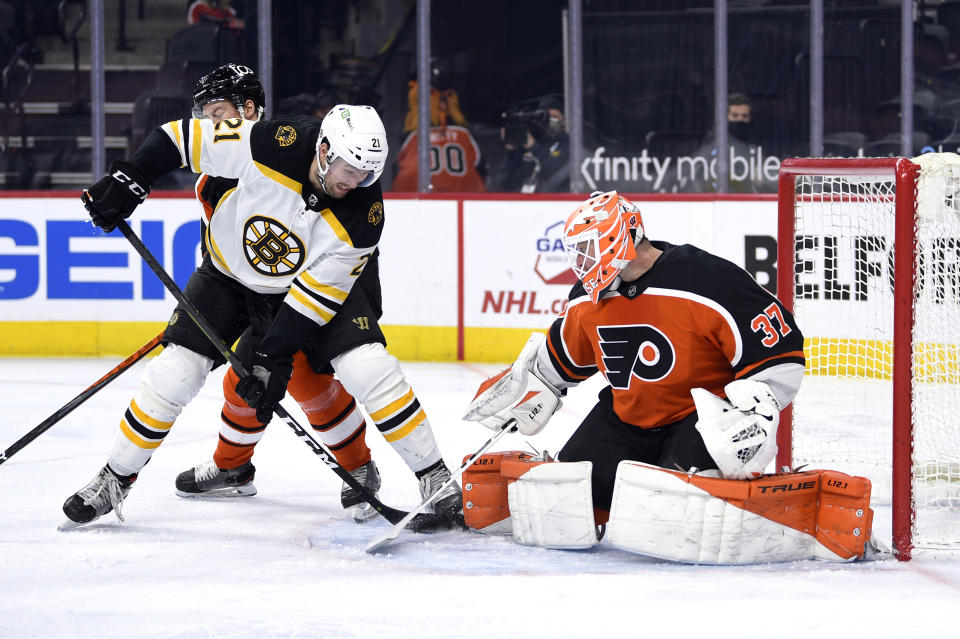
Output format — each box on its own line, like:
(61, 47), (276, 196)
(776, 156), (960, 561)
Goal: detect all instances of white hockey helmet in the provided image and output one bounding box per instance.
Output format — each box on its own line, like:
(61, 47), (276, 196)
(316, 104), (388, 188)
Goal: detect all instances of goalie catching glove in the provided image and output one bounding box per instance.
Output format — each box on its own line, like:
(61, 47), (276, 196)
(463, 333), (561, 436)
(692, 378), (781, 480)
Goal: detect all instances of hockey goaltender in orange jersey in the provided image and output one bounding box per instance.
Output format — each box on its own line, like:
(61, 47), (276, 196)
(461, 191), (875, 563)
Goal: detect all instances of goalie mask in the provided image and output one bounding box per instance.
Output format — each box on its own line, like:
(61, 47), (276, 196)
(192, 63), (265, 120)
(316, 105), (388, 191)
(562, 191), (645, 303)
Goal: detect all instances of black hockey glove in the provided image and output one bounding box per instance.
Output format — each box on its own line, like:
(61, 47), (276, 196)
(81, 160), (152, 232)
(235, 350), (294, 424)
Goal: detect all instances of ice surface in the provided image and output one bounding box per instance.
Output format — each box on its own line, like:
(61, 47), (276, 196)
(1, 358), (958, 638)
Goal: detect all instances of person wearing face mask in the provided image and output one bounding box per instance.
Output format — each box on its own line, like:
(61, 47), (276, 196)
(493, 96), (571, 193)
(726, 93), (754, 145)
(681, 93), (763, 194)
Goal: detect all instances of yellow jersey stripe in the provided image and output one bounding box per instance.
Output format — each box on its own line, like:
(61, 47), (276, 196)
(189, 119), (202, 172)
(129, 399), (174, 431)
(254, 161), (302, 193)
(289, 288), (334, 323)
(382, 410), (426, 443)
(119, 418), (163, 450)
(370, 388), (415, 422)
(169, 120), (185, 167)
(320, 208), (353, 247)
(299, 271), (349, 302)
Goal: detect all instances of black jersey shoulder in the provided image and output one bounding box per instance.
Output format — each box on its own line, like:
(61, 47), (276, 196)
(249, 116), (322, 186)
(645, 242), (775, 308)
(567, 280), (588, 302)
(319, 181), (385, 250)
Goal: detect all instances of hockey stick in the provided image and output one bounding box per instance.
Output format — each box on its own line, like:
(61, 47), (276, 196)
(0, 332), (163, 467)
(365, 419), (518, 553)
(114, 219), (456, 531)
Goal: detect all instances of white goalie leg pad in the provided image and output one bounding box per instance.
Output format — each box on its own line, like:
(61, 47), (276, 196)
(109, 344), (213, 475)
(607, 461), (853, 565)
(333, 343), (441, 472)
(507, 461), (598, 549)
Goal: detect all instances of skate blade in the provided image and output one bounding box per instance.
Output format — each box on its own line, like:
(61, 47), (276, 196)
(350, 503), (379, 523)
(175, 484), (257, 499)
(57, 519), (91, 532)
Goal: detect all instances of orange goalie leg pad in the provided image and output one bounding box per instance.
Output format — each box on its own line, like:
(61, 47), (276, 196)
(213, 367), (266, 469)
(462, 451), (536, 532)
(287, 353), (370, 472)
(685, 469), (874, 560)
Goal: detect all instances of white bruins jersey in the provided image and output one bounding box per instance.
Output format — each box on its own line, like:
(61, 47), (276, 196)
(158, 116), (385, 329)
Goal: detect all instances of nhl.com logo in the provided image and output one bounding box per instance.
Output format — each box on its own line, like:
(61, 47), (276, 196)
(534, 221), (577, 285)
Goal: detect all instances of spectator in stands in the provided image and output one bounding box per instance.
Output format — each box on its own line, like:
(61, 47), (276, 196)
(681, 92), (765, 193)
(726, 92), (754, 145)
(391, 71), (486, 192)
(187, 0), (244, 30)
(492, 96), (571, 193)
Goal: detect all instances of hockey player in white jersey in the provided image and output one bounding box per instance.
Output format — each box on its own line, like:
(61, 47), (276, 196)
(62, 98), (461, 527)
(175, 65), (443, 523)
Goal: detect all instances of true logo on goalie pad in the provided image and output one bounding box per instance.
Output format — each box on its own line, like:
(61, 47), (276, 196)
(608, 462), (873, 564)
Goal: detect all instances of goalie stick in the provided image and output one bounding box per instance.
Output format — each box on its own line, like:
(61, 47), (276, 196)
(115, 220), (457, 532)
(365, 419), (519, 553)
(0, 332), (163, 467)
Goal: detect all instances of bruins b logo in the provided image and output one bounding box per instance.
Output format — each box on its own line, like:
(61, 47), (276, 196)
(275, 125), (297, 147)
(243, 216), (305, 276)
(368, 202), (383, 225)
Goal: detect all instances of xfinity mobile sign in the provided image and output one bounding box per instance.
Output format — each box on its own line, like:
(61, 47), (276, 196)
(579, 146), (782, 193)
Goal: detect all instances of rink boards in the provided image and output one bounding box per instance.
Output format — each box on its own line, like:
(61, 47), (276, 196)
(0, 191), (782, 361)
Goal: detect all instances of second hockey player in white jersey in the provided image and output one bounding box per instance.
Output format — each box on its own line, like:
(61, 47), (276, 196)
(63, 103), (462, 527)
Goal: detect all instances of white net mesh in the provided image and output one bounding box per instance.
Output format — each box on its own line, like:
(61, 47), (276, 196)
(788, 154), (960, 551)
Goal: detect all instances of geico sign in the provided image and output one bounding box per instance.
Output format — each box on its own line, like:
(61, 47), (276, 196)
(0, 219), (201, 300)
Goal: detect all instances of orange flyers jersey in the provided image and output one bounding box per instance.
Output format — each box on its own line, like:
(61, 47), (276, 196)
(392, 125), (486, 192)
(544, 242), (805, 429)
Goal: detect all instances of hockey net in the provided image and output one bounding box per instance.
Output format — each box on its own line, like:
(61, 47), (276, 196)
(776, 155), (960, 560)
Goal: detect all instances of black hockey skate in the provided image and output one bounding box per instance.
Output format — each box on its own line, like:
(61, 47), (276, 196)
(60, 465), (137, 529)
(417, 460), (463, 519)
(340, 460), (382, 523)
(175, 460), (257, 497)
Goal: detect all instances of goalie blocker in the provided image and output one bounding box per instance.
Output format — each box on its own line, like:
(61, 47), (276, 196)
(462, 453), (873, 563)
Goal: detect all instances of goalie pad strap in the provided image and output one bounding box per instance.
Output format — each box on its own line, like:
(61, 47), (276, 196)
(607, 462), (873, 564)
